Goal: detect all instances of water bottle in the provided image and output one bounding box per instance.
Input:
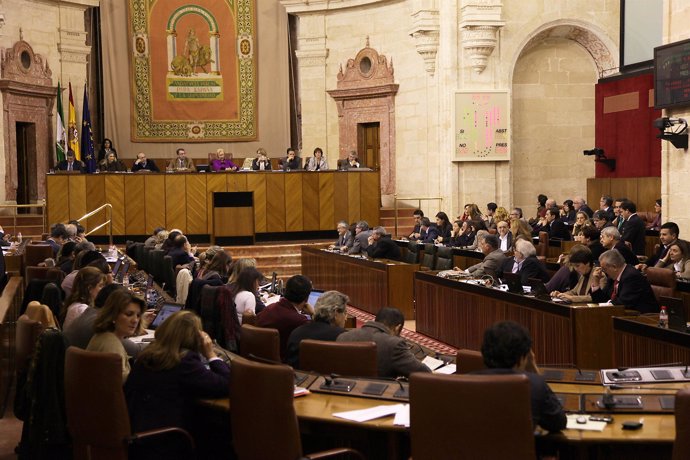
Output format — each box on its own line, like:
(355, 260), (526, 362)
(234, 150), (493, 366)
(16, 232), (22, 243)
(123, 273), (130, 288)
(659, 306), (668, 329)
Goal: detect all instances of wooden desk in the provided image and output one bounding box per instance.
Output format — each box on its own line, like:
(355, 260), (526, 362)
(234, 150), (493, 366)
(301, 247), (418, 319)
(613, 316), (690, 367)
(45, 171), (380, 238)
(414, 271), (626, 368)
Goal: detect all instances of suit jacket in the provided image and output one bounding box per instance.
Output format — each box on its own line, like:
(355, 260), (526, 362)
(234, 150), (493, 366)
(562, 271), (598, 302)
(579, 204), (594, 218)
(131, 159), (160, 172)
(255, 297), (310, 361)
(421, 226), (439, 244)
(99, 159), (126, 172)
(281, 157), (302, 171)
(366, 236), (401, 261)
(473, 368), (566, 432)
(590, 264), (658, 313)
(305, 157), (328, 171)
(285, 320), (346, 369)
(655, 258), (690, 279)
(613, 241), (639, 266)
(55, 160), (85, 173)
(612, 216), (625, 232)
(168, 157), (196, 172)
(467, 249), (508, 279)
(349, 230), (371, 254)
(251, 158), (272, 171)
(648, 241), (675, 267)
(546, 219), (571, 240)
(621, 214), (646, 255)
(588, 240), (606, 261)
(500, 255), (549, 285)
(337, 321), (430, 378)
(498, 232), (513, 252)
(336, 232), (353, 249)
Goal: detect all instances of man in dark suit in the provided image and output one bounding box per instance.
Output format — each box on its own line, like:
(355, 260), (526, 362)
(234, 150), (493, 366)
(590, 249), (658, 313)
(131, 152), (160, 172)
(599, 226), (638, 266)
(496, 220), (513, 252)
(366, 226), (401, 261)
(420, 217), (438, 243)
(647, 222), (680, 266)
(408, 209), (424, 240)
(533, 207), (570, 240)
(598, 195), (615, 222)
(337, 307), (430, 378)
(281, 148), (302, 171)
(55, 150), (85, 173)
(473, 321), (566, 432)
(573, 196), (593, 218)
(620, 200), (646, 255)
(500, 239), (549, 284)
(330, 220), (353, 252)
(611, 197), (628, 233)
(348, 220), (371, 255)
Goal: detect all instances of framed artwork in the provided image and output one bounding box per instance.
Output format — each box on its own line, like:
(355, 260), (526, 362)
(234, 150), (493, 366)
(453, 90), (510, 162)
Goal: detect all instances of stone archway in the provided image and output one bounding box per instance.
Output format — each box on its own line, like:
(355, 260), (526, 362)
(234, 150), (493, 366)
(0, 39), (55, 202)
(327, 41), (399, 198)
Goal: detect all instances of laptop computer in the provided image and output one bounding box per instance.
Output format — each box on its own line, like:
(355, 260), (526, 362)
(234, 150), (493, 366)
(111, 257), (123, 279)
(661, 296), (688, 332)
(528, 278), (551, 301)
(308, 289), (325, 306)
(116, 261), (131, 283)
(149, 303), (184, 330)
(502, 272), (524, 294)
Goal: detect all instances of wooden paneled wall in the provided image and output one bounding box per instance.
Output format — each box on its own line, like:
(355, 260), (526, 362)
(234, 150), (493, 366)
(587, 177), (661, 211)
(46, 171), (380, 236)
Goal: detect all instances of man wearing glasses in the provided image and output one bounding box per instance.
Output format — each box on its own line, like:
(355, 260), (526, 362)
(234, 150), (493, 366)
(590, 249), (658, 313)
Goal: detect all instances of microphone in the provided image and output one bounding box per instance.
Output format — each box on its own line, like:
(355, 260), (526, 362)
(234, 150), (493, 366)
(616, 362), (683, 371)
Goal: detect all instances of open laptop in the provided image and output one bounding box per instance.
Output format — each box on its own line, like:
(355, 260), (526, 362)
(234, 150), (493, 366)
(501, 272), (524, 294)
(661, 296), (688, 332)
(115, 260), (130, 283)
(149, 303), (184, 330)
(111, 257), (123, 279)
(528, 278), (551, 301)
(308, 289), (325, 307)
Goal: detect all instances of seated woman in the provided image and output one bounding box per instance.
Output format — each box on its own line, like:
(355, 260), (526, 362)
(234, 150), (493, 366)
(86, 289), (145, 382)
(433, 212), (453, 244)
(124, 310), (230, 457)
(510, 218), (534, 248)
(550, 247), (597, 302)
(643, 240), (690, 278)
(459, 203), (482, 222)
(211, 148), (238, 172)
(571, 211), (592, 241)
(251, 148), (272, 171)
(196, 248), (232, 282)
(228, 266), (264, 324)
(561, 200), (576, 224)
(99, 152), (127, 172)
(449, 220), (475, 248)
(305, 147), (328, 171)
(647, 198), (662, 230)
(60, 266), (106, 329)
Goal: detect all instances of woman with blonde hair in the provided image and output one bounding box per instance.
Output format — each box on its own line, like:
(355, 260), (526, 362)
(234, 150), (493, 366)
(227, 257), (257, 285)
(124, 310), (230, 455)
(459, 203), (482, 222)
(60, 266), (106, 329)
(510, 218), (534, 247)
(87, 289), (146, 381)
(493, 207), (509, 224)
(572, 211), (592, 241)
(211, 148), (238, 171)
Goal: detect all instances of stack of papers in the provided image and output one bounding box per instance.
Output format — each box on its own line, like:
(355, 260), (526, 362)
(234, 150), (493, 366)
(565, 414), (607, 431)
(333, 404), (410, 427)
(422, 356), (456, 374)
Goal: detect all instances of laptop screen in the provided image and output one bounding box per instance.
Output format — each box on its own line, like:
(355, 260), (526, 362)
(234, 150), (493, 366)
(308, 289), (325, 306)
(150, 303), (183, 329)
(146, 274), (154, 291)
(111, 258), (123, 279)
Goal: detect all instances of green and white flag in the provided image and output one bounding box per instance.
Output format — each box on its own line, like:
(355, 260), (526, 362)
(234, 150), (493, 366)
(56, 81), (66, 162)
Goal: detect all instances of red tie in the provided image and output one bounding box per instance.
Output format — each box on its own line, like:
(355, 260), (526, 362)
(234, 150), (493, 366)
(611, 280), (619, 300)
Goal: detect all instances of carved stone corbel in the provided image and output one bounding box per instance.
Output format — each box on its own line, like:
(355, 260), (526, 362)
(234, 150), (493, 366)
(409, 5), (439, 76)
(460, 0), (505, 74)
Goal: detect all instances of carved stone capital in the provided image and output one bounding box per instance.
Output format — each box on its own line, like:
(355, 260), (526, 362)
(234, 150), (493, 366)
(295, 48), (329, 67)
(58, 28), (91, 64)
(409, 8), (439, 76)
(460, 1), (504, 74)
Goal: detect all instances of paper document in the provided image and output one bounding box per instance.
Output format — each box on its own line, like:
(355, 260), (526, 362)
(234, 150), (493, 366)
(435, 364), (457, 375)
(333, 404), (404, 423)
(394, 404), (410, 427)
(565, 414), (606, 431)
(293, 386), (310, 398)
(422, 355), (445, 371)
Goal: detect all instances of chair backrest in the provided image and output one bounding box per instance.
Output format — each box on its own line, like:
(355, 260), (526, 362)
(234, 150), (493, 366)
(405, 241), (421, 264)
(536, 231), (549, 258)
(455, 348), (486, 374)
(41, 282), (63, 320)
(646, 267), (677, 302)
(240, 324), (281, 363)
(15, 316), (44, 376)
(149, 249), (165, 284)
(434, 246), (454, 270)
(299, 339), (377, 376)
(64, 347), (131, 459)
(208, 151), (219, 163)
(421, 243), (436, 270)
(410, 373), (535, 460)
(140, 246), (151, 273)
(230, 357), (302, 460)
(241, 157), (254, 169)
(674, 388), (690, 460)
(162, 255), (176, 297)
(199, 285), (221, 338)
(24, 244), (54, 268)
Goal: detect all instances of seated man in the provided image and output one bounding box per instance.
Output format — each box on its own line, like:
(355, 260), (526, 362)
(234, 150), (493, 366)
(647, 221), (680, 266)
(599, 226), (638, 266)
(46, 223), (70, 257)
(168, 235), (194, 270)
(590, 249), (658, 313)
(337, 307), (430, 378)
(408, 209), (424, 240)
(460, 234), (508, 279)
(366, 226), (401, 261)
(496, 220), (512, 252)
(256, 274), (315, 362)
(131, 152), (160, 172)
(285, 290), (348, 369)
(500, 238), (549, 284)
(473, 321), (567, 432)
(55, 150), (85, 173)
(340, 150), (360, 170)
(282, 148), (301, 170)
(533, 207), (570, 240)
(329, 220), (353, 252)
(167, 148), (196, 172)
(419, 217), (438, 244)
(349, 220), (371, 255)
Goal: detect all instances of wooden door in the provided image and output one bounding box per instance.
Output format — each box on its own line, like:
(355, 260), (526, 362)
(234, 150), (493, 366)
(357, 122), (380, 169)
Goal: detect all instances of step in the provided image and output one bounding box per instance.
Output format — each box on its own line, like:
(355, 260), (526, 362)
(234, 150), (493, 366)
(380, 207), (417, 219)
(0, 214), (44, 226)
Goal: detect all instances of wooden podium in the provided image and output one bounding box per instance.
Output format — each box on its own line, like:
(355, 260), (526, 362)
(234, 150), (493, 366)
(213, 192), (254, 245)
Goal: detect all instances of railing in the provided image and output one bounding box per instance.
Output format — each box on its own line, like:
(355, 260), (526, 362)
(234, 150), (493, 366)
(75, 203), (114, 247)
(0, 200), (47, 234)
(393, 195), (444, 237)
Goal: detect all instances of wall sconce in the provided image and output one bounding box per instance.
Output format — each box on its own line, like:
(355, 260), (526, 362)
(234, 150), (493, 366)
(653, 117), (688, 149)
(583, 148), (616, 171)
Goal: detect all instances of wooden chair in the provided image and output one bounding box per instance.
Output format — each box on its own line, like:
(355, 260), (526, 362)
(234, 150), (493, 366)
(24, 244), (53, 268)
(230, 357), (363, 460)
(434, 246), (454, 270)
(299, 339), (377, 376)
(240, 324), (281, 363)
(455, 348), (486, 374)
(645, 267), (677, 303)
(64, 347), (194, 460)
(674, 388), (690, 460)
(15, 316), (44, 378)
(410, 373), (535, 460)
(536, 231), (549, 258)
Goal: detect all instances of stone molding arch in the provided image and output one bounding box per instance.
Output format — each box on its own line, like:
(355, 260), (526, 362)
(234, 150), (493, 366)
(510, 19), (619, 83)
